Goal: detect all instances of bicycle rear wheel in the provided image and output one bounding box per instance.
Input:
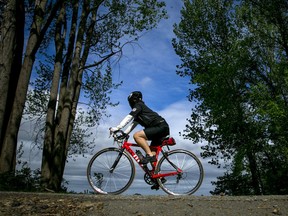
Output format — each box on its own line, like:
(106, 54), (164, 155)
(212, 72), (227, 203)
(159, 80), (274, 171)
(156, 149), (204, 195)
(87, 147), (135, 195)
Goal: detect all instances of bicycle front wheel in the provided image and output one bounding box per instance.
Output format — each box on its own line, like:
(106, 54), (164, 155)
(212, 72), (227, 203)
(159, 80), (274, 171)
(87, 147), (135, 195)
(156, 149), (204, 195)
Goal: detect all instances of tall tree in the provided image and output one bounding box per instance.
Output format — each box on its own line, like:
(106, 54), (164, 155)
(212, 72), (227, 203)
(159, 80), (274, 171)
(0, 0), (30, 172)
(24, 0), (167, 192)
(0, 0), (65, 173)
(173, 0), (288, 195)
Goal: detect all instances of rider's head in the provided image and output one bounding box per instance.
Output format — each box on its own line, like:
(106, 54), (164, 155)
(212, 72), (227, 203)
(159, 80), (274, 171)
(128, 91), (142, 108)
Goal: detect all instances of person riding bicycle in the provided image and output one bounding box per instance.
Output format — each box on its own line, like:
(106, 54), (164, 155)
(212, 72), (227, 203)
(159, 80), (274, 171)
(110, 91), (170, 164)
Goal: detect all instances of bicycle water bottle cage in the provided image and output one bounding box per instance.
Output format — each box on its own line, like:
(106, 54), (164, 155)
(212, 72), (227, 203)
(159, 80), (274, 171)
(161, 137), (176, 146)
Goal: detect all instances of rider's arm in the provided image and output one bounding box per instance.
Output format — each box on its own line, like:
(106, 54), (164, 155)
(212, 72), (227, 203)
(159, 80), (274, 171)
(124, 121), (138, 134)
(110, 105), (140, 132)
(113, 114), (133, 131)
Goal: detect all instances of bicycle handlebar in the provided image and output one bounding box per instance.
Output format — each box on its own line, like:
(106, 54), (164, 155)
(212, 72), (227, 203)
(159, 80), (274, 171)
(110, 129), (129, 142)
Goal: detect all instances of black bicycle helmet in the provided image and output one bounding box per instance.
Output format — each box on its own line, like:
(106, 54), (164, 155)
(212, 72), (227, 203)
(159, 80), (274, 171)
(128, 91), (142, 108)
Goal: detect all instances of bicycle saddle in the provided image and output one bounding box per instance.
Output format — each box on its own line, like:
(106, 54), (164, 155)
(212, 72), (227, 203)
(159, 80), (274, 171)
(161, 136), (176, 146)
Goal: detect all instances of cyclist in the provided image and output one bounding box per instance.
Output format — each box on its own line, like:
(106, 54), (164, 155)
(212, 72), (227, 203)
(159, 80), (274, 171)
(110, 91), (170, 164)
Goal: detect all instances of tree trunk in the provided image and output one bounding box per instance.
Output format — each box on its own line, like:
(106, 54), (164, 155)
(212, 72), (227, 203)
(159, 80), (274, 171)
(41, 0), (80, 191)
(247, 151), (262, 195)
(41, 2), (66, 190)
(58, 1), (98, 186)
(0, 0), (16, 153)
(0, 0), (24, 172)
(50, 1), (89, 189)
(0, 0), (62, 173)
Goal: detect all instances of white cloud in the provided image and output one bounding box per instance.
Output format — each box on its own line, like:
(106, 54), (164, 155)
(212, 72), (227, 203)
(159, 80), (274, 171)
(139, 76), (153, 88)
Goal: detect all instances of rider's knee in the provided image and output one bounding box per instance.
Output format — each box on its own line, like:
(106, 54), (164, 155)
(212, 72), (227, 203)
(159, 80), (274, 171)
(133, 131), (141, 140)
(134, 131), (146, 142)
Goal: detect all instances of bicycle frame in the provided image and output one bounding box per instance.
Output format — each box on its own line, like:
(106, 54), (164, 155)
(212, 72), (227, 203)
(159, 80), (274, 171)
(112, 139), (183, 180)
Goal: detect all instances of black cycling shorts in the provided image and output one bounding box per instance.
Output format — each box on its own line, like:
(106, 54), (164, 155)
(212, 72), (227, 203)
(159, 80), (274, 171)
(144, 121), (170, 146)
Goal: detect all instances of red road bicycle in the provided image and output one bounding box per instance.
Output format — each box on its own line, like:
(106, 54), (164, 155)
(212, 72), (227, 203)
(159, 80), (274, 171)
(87, 130), (204, 195)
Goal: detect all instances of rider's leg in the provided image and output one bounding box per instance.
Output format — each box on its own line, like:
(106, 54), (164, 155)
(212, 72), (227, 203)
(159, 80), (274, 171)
(150, 140), (161, 156)
(134, 130), (157, 164)
(133, 130), (153, 156)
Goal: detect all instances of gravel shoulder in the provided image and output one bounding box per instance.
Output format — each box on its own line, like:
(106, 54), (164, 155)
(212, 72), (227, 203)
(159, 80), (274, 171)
(0, 192), (287, 216)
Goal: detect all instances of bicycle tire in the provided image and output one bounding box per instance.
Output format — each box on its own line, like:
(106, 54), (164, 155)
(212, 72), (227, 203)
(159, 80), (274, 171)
(155, 149), (204, 195)
(87, 147), (135, 195)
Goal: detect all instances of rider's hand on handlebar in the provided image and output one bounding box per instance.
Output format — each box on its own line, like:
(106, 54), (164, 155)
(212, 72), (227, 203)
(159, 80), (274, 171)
(109, 127), (119, 133)
(116, 133), (128, 140)
(109, 127), (129, 141)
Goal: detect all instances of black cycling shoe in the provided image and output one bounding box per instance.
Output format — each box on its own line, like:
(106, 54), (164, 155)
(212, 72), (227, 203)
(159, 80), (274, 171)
(140, 155), (157, 164)
(151, 184), (160, 190)
(151, 178), (167, 190)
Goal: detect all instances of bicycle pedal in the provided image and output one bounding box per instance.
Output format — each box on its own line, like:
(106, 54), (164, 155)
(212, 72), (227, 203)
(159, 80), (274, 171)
(161, 178), (167, 184)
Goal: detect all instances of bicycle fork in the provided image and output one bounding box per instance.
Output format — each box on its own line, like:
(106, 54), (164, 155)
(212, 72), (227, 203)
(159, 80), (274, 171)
(109, 148), (125, 173)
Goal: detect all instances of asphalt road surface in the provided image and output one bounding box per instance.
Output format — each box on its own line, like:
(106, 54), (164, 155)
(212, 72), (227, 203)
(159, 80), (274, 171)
(0, 192), (287, 215)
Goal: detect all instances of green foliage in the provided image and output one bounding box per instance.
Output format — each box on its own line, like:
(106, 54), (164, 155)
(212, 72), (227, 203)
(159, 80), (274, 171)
(174, 0), (288, 195)
(211, 172), (254, 196)
(0, 143), (47, 192)
(82, 65), (121, 127)
(0, 167), (41, 192)
(0, 164), (68, 193)
(0, 143), (68, 192)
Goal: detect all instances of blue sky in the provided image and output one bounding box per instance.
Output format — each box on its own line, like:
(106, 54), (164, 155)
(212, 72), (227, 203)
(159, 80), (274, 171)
(108, 0), (190, 111)
(18, 0), (225, 196)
